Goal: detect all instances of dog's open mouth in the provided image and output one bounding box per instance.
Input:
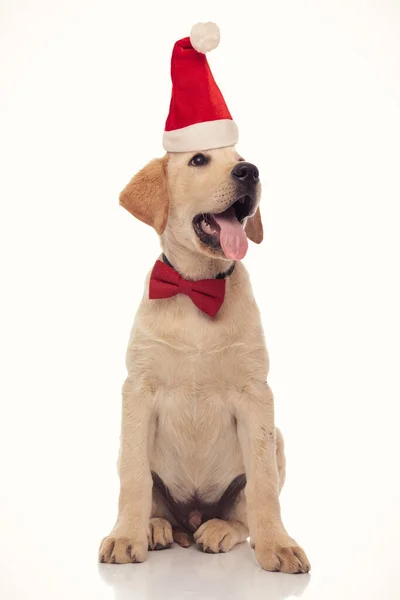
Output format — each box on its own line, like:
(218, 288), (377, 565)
(193, 196), (253, 260)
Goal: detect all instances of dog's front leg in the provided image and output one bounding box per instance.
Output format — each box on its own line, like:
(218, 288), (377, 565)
(235, 383), (310, 574)
(99, 378), (154, 564)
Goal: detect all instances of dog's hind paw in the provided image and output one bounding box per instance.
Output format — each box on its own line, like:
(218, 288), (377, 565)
(148, 518), (173, 550)
(194, 518), (240, 553)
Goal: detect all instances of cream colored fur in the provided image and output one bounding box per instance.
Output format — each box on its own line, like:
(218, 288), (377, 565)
(99, 147), (310, 573)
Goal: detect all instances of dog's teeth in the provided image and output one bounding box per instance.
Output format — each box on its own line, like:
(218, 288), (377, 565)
(200, 218), (218, 236)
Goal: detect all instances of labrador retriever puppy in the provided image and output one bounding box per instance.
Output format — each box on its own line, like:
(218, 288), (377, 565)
(98, 146), (311, 573)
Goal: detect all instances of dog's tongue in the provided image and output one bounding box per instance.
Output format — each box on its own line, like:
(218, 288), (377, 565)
(212, 207), (248, 260)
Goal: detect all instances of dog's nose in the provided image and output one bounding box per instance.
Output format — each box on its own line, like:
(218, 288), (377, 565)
(231, 162), (259, 183)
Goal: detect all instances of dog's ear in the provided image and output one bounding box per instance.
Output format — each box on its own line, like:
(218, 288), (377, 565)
(119, 157), (169, 234)
(245, 207), (263, 244)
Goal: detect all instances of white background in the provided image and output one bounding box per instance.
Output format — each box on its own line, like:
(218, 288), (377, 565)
(1, 1), (400, 598)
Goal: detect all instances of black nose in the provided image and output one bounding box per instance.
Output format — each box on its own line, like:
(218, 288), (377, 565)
(231, 162), (259, 183)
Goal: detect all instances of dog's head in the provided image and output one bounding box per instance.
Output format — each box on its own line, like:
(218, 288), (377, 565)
(120, 146), (263, 261)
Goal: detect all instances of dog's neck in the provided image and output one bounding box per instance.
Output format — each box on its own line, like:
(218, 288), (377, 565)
(160, 238), (234, 281)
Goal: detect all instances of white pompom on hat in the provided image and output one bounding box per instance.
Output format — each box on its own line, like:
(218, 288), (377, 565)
(190, 22), (220, 53)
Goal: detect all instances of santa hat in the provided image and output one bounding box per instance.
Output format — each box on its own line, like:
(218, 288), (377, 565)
(162, 22), (239, 153)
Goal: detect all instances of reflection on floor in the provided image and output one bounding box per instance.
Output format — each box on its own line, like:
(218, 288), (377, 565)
(98, 542), (310, 600)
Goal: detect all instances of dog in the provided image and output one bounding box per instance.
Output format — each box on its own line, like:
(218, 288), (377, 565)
(98, 146), (311, 573)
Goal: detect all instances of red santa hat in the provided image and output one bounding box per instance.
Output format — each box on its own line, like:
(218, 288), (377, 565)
(163, 22), (239, 153)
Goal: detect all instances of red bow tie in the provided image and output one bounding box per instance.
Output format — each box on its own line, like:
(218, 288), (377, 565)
(149, 259), (228, 317)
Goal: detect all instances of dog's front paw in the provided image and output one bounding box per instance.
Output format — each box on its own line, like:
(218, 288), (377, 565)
(253, 536), (310, 574)
(194, 519), (238, 553)
(99, 535), (148, 564)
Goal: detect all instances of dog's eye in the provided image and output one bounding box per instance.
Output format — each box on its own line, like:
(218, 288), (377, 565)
(189, 153), (209, 167)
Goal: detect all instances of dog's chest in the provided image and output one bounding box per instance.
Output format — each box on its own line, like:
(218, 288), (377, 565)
(147, 338), (247, 500)
(151, 379), (244, 502)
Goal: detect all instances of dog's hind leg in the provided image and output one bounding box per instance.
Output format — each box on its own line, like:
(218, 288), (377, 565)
(150, 488), (192, 548)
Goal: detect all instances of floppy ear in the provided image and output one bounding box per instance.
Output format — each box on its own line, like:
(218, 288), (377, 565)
(245, 207), (263, 244)
(119, 156), (169, 234)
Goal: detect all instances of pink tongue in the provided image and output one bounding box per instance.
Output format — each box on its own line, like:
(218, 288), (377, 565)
(212, 207), (248, 260)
